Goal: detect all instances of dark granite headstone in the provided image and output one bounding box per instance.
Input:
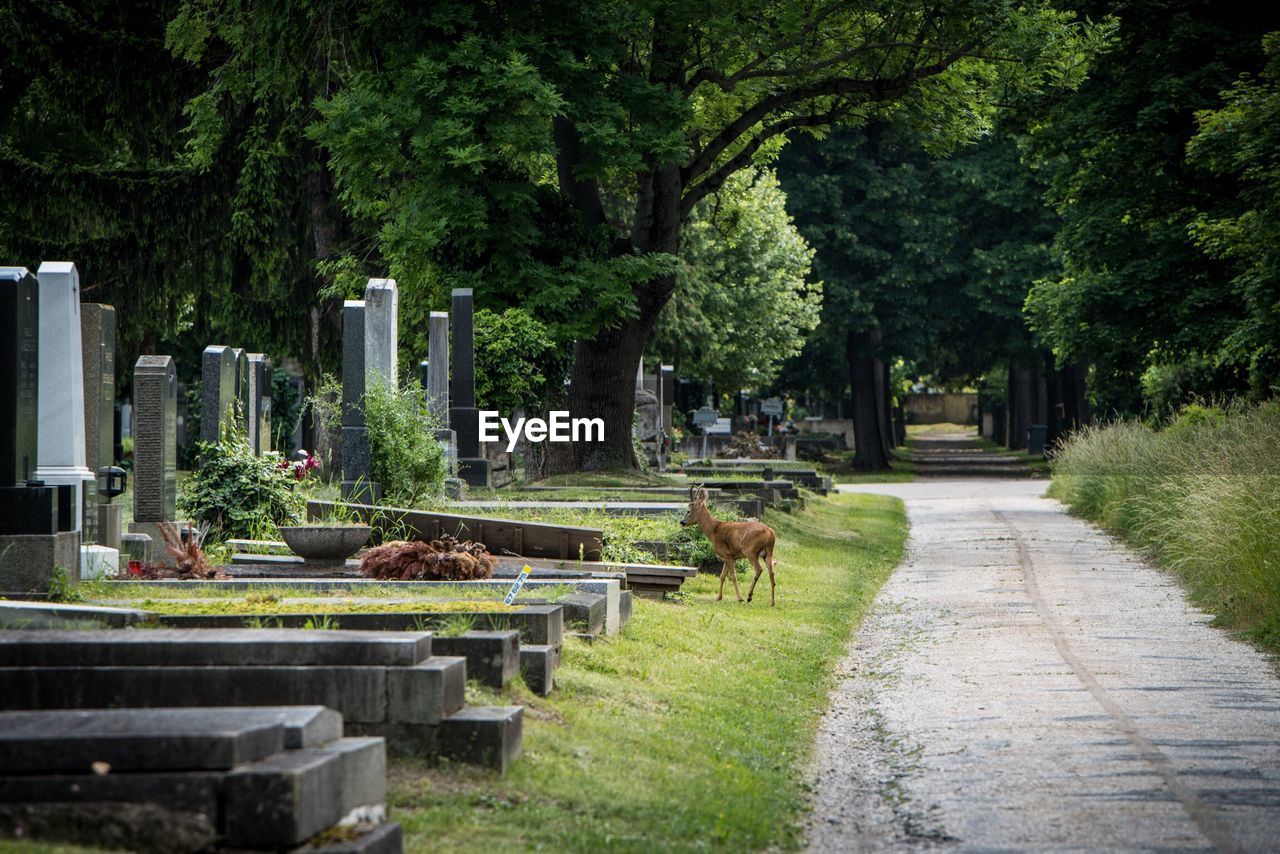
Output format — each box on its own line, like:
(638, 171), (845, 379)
(340, 301), (379, 502)
(231, 347), (250, 434)
(80, 304), (115, 543)
(133, 356), (177, 522)
(0, 268), (39, 487)
(448, 289), (490, 486)
(200, 346), (235, 443)
(247, 354), (272, 455)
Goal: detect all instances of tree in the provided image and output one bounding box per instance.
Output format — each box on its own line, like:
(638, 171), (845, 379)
(778, 123), (1061, 467)
(1024, 2), (1275, 412)
(1185, 31), (1280, 399)
(649, 169), (820, 392)
(301, 0), (1108, 471)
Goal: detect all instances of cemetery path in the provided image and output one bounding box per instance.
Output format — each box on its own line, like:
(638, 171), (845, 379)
(806, 433), (1280, 852)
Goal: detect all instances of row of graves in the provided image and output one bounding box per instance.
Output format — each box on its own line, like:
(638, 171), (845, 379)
(0, 265), (727, 851)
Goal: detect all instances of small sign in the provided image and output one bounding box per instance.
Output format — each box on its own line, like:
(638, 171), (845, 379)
(761, 397), (784, 417)
(691, 406), (718, 426)
(707, 417), (733, 435)
(504, 565), (532, 605)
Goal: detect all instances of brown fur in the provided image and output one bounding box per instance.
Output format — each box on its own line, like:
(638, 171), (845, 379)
(682, 486), (778, 606)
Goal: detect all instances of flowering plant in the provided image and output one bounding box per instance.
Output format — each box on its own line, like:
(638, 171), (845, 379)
(279, 451), (321, 481)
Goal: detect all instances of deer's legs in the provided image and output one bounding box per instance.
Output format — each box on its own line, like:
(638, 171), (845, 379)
(727, 558), (744, 602)
(768, 554), (777, 607)
(717, 559), (731, 601)
(746, 555), (764, 602)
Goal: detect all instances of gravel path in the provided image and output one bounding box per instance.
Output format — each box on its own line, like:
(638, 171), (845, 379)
(806, 433), (1280, 852)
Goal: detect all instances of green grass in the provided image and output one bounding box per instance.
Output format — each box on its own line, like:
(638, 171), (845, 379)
(525, 469), (683, 488)
(1050, 401), (1280, 654)
(388, 491), (907, 851)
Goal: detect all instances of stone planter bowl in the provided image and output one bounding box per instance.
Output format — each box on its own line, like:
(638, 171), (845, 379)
(278, 525), (373, 562)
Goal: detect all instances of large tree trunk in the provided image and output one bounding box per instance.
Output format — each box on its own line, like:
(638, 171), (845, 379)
(848, 328), (891, 471)
(1007, 362), (1034, 450)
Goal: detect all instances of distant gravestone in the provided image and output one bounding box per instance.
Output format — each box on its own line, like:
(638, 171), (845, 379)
(660, 365), (675, 435)
(426, 312), (449, 424)
(340, 300), (379, 502)
(131, 356), (177, 524)
(0, 268), (40, 488)
(81, 304), (118, 548)
(448, 289), (489, 487)
(364, 279), (398, 392)
(247, 354), (272, 455)
(200, 345), (235, 443)
(35, 262), (95, 535)
(231, 348), (249, 434)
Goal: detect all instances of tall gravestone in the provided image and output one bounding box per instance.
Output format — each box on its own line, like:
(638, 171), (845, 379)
(364, 279), (398, 391)
(427, 311), (457, 474)
(0, 267), (79, 593)
(81, 304), (119, 548)
(231, 347), (250, 434)
(341, 300), (380, 502)
(35, 262), (95, 536)
(247, 353), (272, 455)
(448, 289), (490, 487)
(129, 355), (179, 563)
(200, 345), (235, 443)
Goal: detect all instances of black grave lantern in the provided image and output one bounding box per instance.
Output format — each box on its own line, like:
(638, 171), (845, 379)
(98, 465), (127, 502)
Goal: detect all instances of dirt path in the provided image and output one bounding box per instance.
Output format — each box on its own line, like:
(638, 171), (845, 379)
(806, 432), (1280, 852)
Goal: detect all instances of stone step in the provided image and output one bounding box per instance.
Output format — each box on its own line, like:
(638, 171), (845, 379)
(310, 820), (404, 854)
(0, 658), (467, 727)
(0, 600), (146, 629)
(519, 645), (557, 696)
(322, 736), (388, 823)
(158, 603), (564, 647)
(431, 630), (519, 690)
(439, 706), (523, 774)
(558, 592), (606, 635)
(0, 628), (433, 668)
(225, 747), (343, 847)
(0, 707), (285, 774)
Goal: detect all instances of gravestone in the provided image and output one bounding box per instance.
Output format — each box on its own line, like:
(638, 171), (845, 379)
(80, 304), (120, 549)
(427, 311), (456, 474)
(35, 262), (95, 536)
(0, 267), (79, 593)
(363, 279), (397, 392)
(660, 365), (674, 436)
(448, 289), (490, 487)
(128, 355), (179, 564)
(247, 354), (273, 455)
(231, 347), (250, 434)
(340, 301), (380, 502)
(200, 345), (235, 443)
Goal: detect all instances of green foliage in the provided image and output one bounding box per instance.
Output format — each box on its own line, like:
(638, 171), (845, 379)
(651, 169), (820, 390)
(362, 381), (447, 505)
(178, 423), (304, 542)
(46, 566), (81, 603)
(777, 123), (1059, 397)
(1186, 31), (1280, 398)
(269, 368), (303, 452)
(1025, 4), (1274, 408)
(1050, 401), (1280, 652)
(473, 308), (563, 415)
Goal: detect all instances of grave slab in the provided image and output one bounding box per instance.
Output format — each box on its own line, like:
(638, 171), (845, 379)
(431, 630), (520, 690)
(310, 820), (404, 854)
(0, 628), (432, 668)
(0, 708), (284, 773)
(320, 736), (388, 819)
(439, 706), (523, 774)
(224, 748), (343, 847)
(385, 657), (466, 724)
(518, 645), (556, 696)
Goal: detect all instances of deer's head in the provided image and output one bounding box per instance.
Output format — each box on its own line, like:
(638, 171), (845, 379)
(682, 486), (709, 526)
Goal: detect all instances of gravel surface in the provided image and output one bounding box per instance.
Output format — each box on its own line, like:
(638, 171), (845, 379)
(806, 434), (1280, 852)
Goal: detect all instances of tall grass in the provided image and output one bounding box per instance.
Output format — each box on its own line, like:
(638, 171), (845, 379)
(1050, 401), (1280, 652)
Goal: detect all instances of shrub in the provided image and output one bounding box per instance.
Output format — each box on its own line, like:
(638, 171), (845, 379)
(178, 423), (304, 542)
(474, 308), (563, 415)
(1050, 401), (1280, 651)
(363, 380), (447, 504)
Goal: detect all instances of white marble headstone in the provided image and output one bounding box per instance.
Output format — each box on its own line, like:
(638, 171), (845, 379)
(35, 261), (94, 533)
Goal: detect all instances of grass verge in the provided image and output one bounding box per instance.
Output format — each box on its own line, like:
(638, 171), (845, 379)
(388, 491), (907, 851)
(1050, 401), (1280, 653)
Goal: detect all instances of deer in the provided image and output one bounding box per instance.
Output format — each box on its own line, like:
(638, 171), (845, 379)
(682, 485), (778, 606)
